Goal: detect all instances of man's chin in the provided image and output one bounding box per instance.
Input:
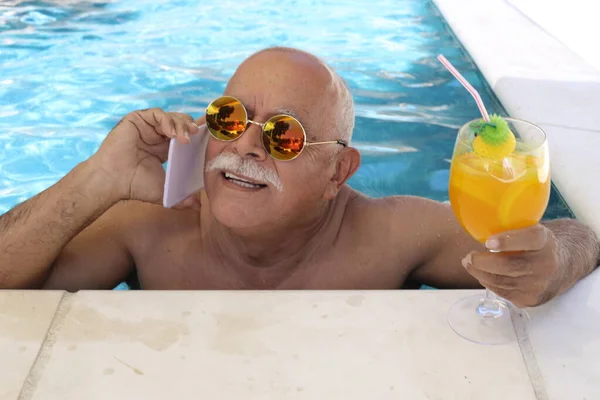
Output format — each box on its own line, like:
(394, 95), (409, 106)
(208, 199), (266, 229)
(213, 211), (264, 231)
(205, 181), (278, 228)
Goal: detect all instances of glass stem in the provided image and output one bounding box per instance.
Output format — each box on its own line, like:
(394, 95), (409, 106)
(476, 248), (505, 318)
(477, 289), (504, 318)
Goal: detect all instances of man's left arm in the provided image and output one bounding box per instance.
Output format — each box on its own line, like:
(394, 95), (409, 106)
(471, 219), (600, 307)
(544, 219), (600, 298)
(406, 199), (599, 307)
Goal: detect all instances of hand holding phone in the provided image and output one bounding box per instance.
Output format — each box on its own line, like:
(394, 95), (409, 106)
(163, 124), (209, 208)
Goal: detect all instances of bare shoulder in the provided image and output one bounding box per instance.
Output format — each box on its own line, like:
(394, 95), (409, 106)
(346, 192), (453, 233)
(110, 200), (200, 252)
(44, 198), (201, 291)
(344, 191), (459, 270)
(344, 191), (483, 288)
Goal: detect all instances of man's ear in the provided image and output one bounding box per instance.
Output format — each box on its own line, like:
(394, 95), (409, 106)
(323, 147), (361, 200)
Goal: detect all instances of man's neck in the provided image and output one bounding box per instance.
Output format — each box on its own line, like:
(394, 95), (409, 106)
(211, 204), (335, 269)
(204, 188), (351, 274)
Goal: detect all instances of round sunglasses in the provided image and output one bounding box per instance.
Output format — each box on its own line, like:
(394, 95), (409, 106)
(205, 96), (347, 161)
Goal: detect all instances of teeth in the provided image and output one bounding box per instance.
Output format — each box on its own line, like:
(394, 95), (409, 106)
(233, 180), (260, 188)
(224, 172), (251, 183)
(224, 172), (262, 188)
(224, 173), (239, 181)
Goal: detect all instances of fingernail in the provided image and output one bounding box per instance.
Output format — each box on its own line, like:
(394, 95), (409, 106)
(184, 131), (191, 143)
(486, 238), (500, 250)
(171, 128), (177, 137)
(461, 253), (472, 268)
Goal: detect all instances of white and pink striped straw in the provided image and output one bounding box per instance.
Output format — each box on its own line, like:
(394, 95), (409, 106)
(437, 54), (490, 122)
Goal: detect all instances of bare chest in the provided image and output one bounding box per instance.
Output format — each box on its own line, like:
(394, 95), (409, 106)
(132, 239), (411, 290)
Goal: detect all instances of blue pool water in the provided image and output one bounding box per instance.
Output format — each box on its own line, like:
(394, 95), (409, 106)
(0, 0), (572, 218)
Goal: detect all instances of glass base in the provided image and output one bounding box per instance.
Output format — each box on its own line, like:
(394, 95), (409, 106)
(448, 293), (517, 345)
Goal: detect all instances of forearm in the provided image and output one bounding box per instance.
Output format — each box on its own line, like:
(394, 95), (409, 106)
(544, 218), (600, 296)
(0, 158), (122, 288)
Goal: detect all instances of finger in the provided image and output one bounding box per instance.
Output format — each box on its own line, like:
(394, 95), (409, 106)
(137, 108), (176, 139)
(171, 112), (198, 139)
(485, 287), (523, 306)
(159, 113), (177, 141)
(171, 112), (195, 124)
(171, 113), (201, 140)
(485, 224), (549, 252)
(465, 251), (533, 277)
(463, 256), (522, 289)
(129, 109), (172, 146)
(173, 117), (191, 144)
(489, 287), (539, 309)
(186, 121), (200, 135)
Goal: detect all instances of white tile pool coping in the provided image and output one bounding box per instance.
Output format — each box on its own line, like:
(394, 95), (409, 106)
(1, 271), (599, 400)
(2, 1), (600, 399)
(433, 0), (600, 237)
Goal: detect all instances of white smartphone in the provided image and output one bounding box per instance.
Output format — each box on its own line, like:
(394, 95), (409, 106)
(163, 125), (210, 208)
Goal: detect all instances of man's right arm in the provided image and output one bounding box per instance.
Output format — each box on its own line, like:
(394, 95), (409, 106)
(0, 158), (131, 289)
(0, 108), (201, 290)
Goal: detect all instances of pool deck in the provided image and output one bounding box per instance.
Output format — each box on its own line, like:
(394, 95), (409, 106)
(2, 1), (600, 399)
(1, 271), (598, 400)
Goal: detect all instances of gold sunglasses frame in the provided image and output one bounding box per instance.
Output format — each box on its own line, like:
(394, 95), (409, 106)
(205, 96), (348, 161)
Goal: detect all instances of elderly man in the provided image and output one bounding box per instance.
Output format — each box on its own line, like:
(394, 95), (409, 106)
(0, 47), (598, 308)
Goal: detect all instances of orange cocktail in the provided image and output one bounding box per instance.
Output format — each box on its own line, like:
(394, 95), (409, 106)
(449, 152), (550, 243)
(448, 117), (550, 244)
(438, 54), (552, 346)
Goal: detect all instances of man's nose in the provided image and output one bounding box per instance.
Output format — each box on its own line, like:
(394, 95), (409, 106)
(230, 121), (268, 161)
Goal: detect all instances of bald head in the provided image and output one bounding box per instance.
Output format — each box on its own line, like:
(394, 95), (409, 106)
(204, 47), (361, 228)
(226, 47), (355, 144)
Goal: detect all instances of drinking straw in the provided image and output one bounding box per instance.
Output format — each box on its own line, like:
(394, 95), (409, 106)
(437, 54), (490, 122)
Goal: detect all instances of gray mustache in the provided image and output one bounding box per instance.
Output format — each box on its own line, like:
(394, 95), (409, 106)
(207, 152), (283, 192)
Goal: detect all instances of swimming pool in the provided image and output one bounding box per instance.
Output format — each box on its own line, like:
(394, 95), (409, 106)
(0, 0), (572, 217)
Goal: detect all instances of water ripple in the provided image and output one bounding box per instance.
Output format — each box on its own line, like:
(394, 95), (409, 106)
(0, 0), (510, 211)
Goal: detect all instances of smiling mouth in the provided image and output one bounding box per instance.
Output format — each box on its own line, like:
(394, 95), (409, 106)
(222, 172), (267, 189)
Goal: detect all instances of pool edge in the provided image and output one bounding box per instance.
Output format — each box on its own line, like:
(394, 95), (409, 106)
(432, 0), (600, 236)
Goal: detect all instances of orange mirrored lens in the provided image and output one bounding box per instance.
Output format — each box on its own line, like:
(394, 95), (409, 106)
(205, 96), (247, 140)
(262, 115), (305, 161)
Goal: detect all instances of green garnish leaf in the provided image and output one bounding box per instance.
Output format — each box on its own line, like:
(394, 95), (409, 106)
(478, 115), (511, 146)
